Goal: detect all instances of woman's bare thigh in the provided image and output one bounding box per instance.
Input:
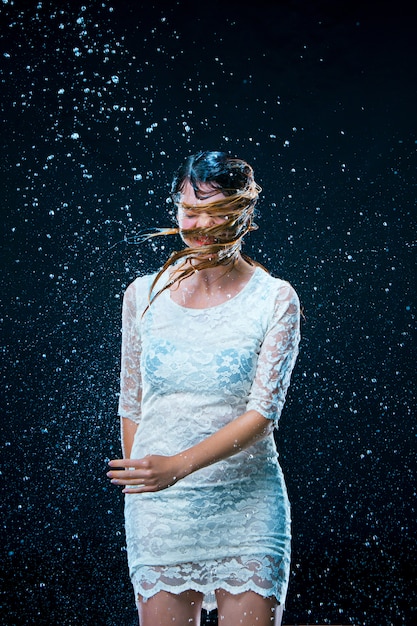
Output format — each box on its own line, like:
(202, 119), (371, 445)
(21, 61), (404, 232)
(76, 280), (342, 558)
(215, 589), (283, 626)
(137, 589), (204, 626)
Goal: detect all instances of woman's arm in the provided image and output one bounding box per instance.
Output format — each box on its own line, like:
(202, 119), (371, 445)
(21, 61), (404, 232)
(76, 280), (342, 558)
(117, 281), (143, 445)
(121, 417), (138, 459)
(107, 409), (272, 493)
(108, 279), (300, 494)
(111, 281), (142, 473)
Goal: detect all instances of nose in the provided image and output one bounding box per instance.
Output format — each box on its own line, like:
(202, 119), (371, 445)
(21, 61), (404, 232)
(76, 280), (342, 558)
(196, 212), (215, 228)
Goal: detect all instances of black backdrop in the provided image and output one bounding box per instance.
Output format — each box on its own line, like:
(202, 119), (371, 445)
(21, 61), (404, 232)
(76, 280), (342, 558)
(2, 1), (416, 625)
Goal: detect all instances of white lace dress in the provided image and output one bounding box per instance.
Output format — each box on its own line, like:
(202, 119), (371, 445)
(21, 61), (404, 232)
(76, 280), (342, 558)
(118, 266), (300, 611)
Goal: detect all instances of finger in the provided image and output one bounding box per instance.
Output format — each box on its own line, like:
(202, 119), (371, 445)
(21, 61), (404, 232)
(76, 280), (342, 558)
(107, 468), (151, 480)
(107, 469), (132, 478)
(122, 484), (158, 494)
(108, 459), (136, 468)
(108, 458), (150, 469)
(108, 468), (156, 483)
(110, 476), (147, 486)
(122, 486), (146, 494)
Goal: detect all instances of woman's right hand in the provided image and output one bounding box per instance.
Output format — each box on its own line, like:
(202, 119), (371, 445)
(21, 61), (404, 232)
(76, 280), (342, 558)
(107, 453), (187, 494)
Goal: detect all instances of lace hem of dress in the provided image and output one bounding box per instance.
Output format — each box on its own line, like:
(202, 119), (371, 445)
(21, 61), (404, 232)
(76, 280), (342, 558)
(131, 555), (290, 612)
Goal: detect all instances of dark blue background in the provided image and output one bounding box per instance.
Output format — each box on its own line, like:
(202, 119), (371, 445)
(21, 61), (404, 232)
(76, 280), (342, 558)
(2, 1), (416, 624)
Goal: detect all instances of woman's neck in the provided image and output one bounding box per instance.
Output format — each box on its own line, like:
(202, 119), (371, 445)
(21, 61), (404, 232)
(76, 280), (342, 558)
(169, 255), (256, 308)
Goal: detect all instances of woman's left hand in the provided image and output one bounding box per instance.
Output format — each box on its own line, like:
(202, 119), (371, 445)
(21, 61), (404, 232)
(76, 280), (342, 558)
(107, 454), (184, 493)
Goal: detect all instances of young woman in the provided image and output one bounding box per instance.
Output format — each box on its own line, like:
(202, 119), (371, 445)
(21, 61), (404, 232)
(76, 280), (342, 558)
(107, 151), (301, 625)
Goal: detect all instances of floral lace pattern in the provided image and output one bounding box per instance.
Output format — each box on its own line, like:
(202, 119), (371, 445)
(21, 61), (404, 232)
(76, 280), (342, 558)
(118, 267), (300, 610)
(132, 554), (291, 612)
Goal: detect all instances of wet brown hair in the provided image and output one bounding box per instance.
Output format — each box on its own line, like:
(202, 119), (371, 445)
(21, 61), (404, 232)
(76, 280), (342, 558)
(145, 151), (263, 309)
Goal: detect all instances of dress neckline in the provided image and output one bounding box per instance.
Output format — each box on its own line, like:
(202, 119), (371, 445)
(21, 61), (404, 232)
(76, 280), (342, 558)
(165, 266), (261, 312)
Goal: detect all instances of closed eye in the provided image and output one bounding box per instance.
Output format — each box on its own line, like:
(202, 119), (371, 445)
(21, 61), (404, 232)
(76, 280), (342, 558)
(195, 190), (222, 201)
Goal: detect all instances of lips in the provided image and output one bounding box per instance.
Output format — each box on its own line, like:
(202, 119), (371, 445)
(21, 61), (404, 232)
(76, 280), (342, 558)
(193, 236), (215, 246)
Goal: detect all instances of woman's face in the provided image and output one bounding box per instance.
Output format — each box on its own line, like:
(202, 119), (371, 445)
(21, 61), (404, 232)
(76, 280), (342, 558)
(177, 180), (228, 249)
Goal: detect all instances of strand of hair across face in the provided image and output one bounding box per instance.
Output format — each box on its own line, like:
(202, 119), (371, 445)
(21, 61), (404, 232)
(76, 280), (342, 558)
(137, 227), (268, 317)
(129, 183), (263, 312)
(124, 227), (179, 245)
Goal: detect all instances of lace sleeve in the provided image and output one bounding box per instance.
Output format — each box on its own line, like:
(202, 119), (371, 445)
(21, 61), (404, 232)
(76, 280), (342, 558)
(246, 281), (300, 426)
(117, 281), (143, 424)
